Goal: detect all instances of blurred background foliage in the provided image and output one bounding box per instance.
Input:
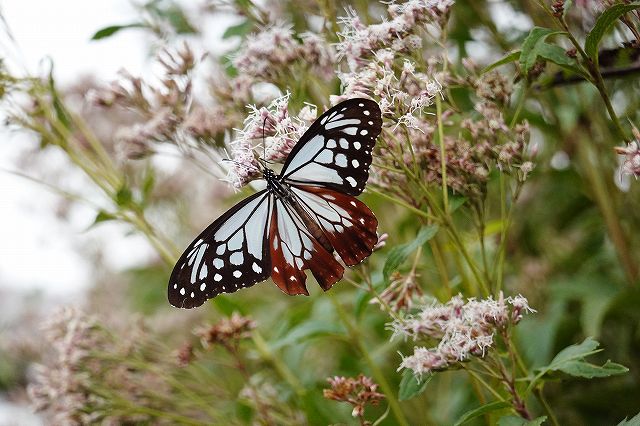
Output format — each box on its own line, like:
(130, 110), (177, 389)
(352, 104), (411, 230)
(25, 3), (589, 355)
(1, 0), (640, 424)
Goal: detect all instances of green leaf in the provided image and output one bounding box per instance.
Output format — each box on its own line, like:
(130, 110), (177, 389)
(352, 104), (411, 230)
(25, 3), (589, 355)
(498, 415), (547, 426)
(164, 4), (197, 34)
(531, 338), (628, 390)
(558, 359), (628, 378)
(211, 295), (246, 316)
(585, 3), (640, 62)
(482, 50), (521, 74)
(449, 195), (467, 213)
(537, 43), (584, 76)
(115, 186), (133, 207)
(549, 337), (600, 366)
(454, 401), (511, 426)
(270, 320), (345, 349)
(93, 210), (116, 224)
(617, 412), (640, 426)
(47, 62), (71, 130)
(398, 370), (432, 401)
(222, 20), (252, 39)
(382, 225), (439, 281)
(141, 167), (156, 206)
(519, 27), (565, 73)
(91, 23), (144, 40)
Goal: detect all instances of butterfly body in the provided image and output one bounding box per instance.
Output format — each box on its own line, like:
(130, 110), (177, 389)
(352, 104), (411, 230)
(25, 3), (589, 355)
(169, 98), (382, 309)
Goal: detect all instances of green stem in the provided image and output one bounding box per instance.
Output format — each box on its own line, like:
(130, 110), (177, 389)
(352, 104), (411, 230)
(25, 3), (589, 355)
(328, 293), (409, 426)
(435, 95), (449, 216)
(368, 187), (439, 222)
(252, 332), (307, 398)
(534, 387), (560, 426)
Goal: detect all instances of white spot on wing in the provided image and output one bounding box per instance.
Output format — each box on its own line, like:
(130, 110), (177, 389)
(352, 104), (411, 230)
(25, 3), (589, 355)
(346, 176), (357, 187)
(335, 153), (347, 167)
(252, 262), (262, 273)
(343, 127), (358, 135)
(230, 252), (244, 265)
(353, 141), (361, 149)
(352, 159), (359, 167)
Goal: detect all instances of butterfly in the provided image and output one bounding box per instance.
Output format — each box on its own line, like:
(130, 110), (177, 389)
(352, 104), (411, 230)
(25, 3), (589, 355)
(168, 98), (382, 308)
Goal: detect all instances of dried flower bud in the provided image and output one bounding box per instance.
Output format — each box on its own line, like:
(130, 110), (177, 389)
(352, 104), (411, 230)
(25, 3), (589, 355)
(323, 375), (385, 421)
(175, 342), (194, 367)
(195, 312), (256, 349)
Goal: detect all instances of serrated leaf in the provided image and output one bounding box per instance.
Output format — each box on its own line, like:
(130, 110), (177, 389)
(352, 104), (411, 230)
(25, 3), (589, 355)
(617, 412), (640, 426)
(454, 401), (511, 426)
(585, 3), (640, 62)
(530, 338), (628, 391)
(91, 23), (144, 40)
(519, 27), (565, 73)
(222, 20), (252, 39)
(498, 415), (547, 426)
(482, 51), (521, 74)
(548, 337), (599, 366)
(382, 225), (439, 281)
(558, 359), (628, 378)
(398, 370), (432, 401)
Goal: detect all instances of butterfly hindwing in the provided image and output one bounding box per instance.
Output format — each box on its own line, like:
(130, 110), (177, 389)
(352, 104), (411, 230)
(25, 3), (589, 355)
(280, 98), (382, 195)
(291, 185), (378, 266)
(268, 199), (344, 295)
(169, 98), (382, 308)
(168, 190), (272, 308)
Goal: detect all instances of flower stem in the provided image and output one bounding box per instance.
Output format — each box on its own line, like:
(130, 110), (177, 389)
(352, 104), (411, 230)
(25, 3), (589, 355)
(328, 293), (409, 426)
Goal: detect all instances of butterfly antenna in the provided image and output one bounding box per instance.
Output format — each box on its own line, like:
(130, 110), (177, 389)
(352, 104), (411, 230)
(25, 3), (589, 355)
(221, 158), (260, 173)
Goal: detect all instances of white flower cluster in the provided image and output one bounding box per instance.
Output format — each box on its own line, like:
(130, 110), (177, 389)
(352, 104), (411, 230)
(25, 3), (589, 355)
(331, 54), (442, 130)
(336, 0), (454, 71)
(224, 93), (316, 188)
(616, 140), (640, 178)
(233, 24), (335, 81)
(391, 293), (534, 378)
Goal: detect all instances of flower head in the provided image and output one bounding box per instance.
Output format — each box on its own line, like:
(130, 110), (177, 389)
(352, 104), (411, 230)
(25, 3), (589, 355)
(392, 293), (535, 378)
(195, 312), (256, 349)
(324, 375), (385, 421)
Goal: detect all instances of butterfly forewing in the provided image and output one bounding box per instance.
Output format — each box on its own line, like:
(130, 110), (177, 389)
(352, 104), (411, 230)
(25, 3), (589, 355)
(169, 98), (382, 308)
(280, 98), (382, 195)
(168, 190), (272, 308)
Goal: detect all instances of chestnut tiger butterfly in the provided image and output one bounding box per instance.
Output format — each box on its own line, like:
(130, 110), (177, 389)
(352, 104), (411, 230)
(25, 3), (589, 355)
(168, 98), (382, 308)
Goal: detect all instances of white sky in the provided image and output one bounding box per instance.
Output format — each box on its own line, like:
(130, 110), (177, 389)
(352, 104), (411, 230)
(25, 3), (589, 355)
(0, 0), (154, 295)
